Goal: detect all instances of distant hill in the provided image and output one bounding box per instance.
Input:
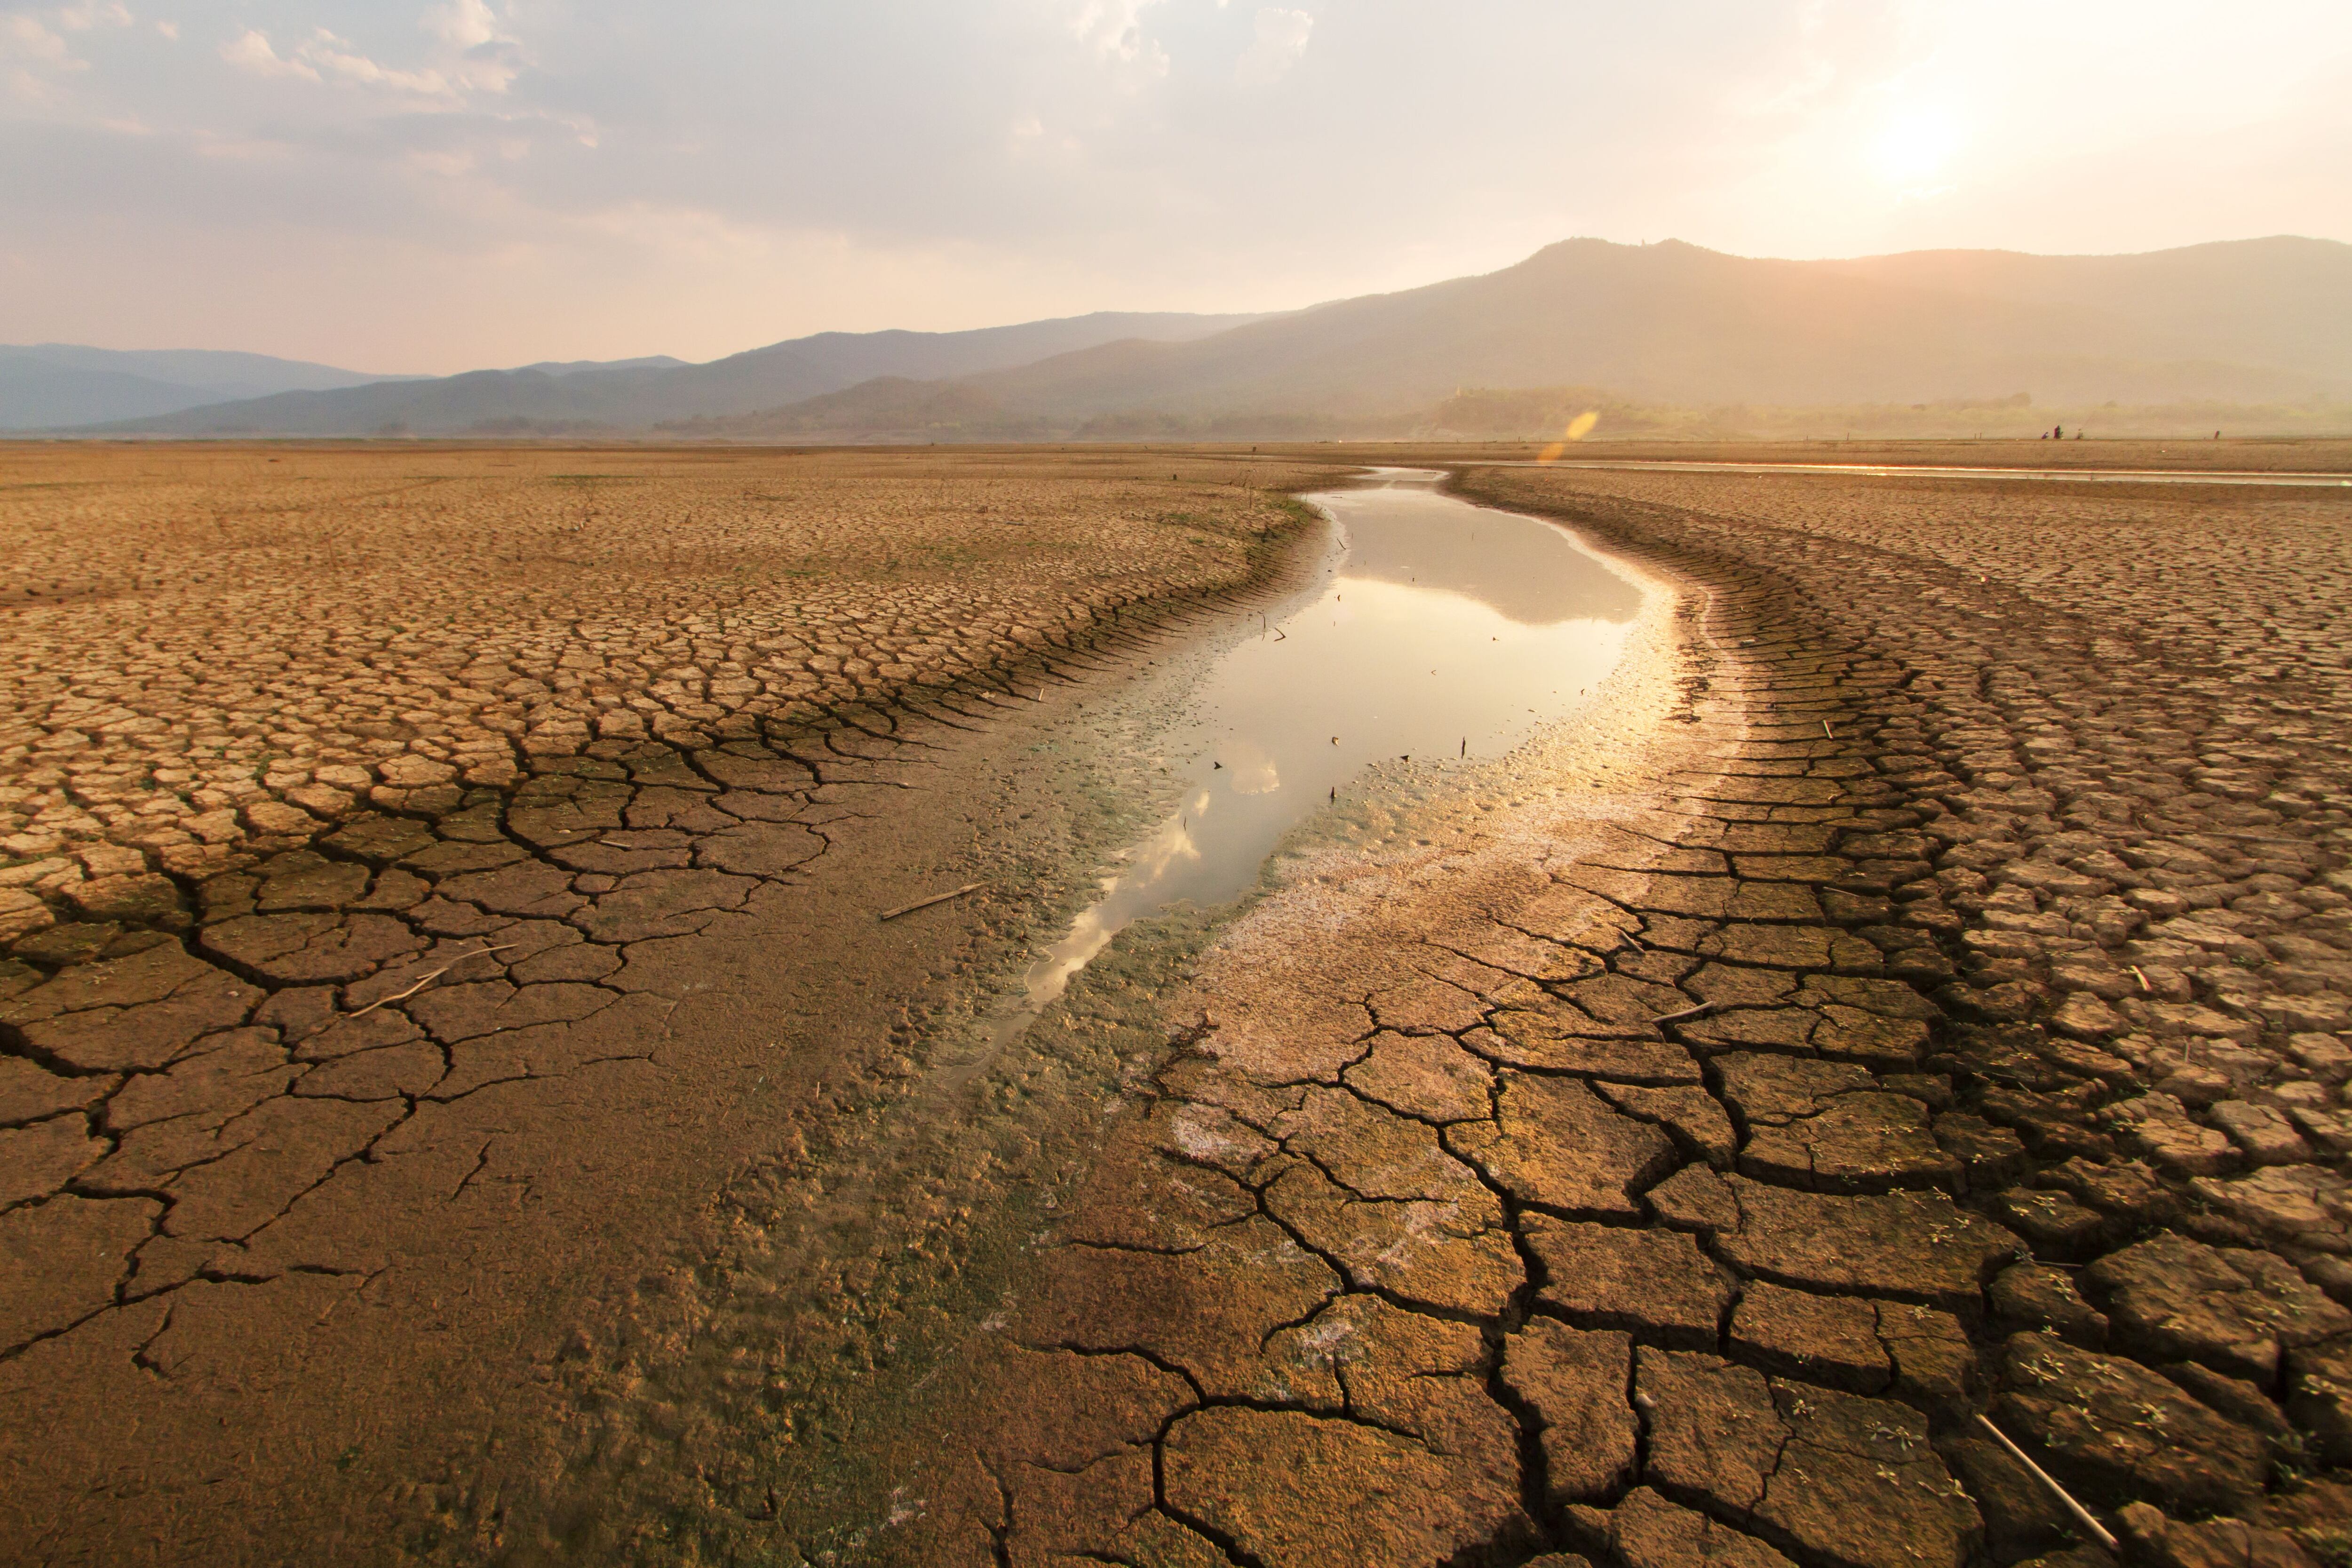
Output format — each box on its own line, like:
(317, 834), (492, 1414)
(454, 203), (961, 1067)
(1820, 239), (2352, 384)
(92, 311), (1276, 437)
(506, 356), (689, 377)
(0, 344), (406, 429)
(58, 237), (2352, 440)
(942, 236), (2352, 423)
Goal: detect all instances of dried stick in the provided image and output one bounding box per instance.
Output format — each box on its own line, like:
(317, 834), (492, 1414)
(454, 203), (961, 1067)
(880, 883), (985, 922)
(1651, 999), (1723, 1027)
(1975, 1415), (2119, 1553)
(350, 944), (520, 1018)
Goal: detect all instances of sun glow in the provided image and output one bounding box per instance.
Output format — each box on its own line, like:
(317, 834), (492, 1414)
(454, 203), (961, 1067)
(1871, 106), (1965, 187)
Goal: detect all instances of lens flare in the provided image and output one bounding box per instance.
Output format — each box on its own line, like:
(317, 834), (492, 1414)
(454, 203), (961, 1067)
(1536, 409), (1599, 462)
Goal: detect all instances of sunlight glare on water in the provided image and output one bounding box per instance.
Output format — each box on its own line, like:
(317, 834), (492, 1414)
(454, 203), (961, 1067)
(1018, 469), (1643, 1009)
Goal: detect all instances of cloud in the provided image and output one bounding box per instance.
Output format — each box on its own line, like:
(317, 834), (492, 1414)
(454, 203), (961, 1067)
(1071, 0), (1168, 77)
(50, 2), (130, 31)
(6, 0), (2350, 371)
(4, 14), (72, 64)
(428, 0), (499, 50)
(220, 8), (521, 103)
(1235, 7), (1311, 86)
(426, 0), (522, 93)
(300, 31), (462, 97)
(5, 1), (130, 84)
(221, 29), (319, 81)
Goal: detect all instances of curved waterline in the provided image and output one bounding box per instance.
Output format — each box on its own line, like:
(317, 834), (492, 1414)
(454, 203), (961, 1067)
(1002, 467), (1644, 1031)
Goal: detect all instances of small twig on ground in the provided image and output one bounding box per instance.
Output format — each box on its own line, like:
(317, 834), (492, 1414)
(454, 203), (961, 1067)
(2130, 964), (2152, 994)
(1823, 720), (1835, 739)
(1975, 1415), (2119, 1553)
(350, 944), (521, 1018)
(1651, 999), (1723, 1027)
(880, 883), (985, 922)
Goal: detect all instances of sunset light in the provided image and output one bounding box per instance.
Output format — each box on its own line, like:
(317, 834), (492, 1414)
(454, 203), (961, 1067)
(3, 4), (2347, 1562)
(1871, 104), (1966, 188)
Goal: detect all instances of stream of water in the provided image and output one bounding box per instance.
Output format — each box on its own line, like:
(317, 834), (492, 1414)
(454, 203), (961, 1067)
(1014, 467), (1644, 1014)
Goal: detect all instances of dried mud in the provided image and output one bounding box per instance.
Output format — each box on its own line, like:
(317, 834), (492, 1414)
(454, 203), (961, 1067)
(0, 443), (1342, 1565)
(7, 446), (2351, 1568)
(822, 462), (2352, 1568)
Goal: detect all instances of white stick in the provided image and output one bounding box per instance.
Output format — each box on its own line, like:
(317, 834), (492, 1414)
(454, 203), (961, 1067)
(880, 883), (985, 922)
(1974, 1415), (2118, 1553)
(350, 943), (520, 1018)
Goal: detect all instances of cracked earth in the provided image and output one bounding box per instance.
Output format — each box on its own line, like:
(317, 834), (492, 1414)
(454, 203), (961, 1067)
(841, 461), (2352, 1568)
(5, 445), (2350, 1568)
(0, 443), (1335, 1564)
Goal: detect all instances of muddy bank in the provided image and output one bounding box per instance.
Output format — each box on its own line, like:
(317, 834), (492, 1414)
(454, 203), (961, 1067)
(0, 449), (1344, 1566)
(760, 462), (2352, 1565)
(469, 470), (1656, 1561)
(686, 496), (1696, 1564)
(22, 444), (2346, 1565)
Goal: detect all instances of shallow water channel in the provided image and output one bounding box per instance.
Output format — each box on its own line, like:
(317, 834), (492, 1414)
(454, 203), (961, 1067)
(1019, 467), (1644, 1011)
(540, 470), (1654, 1551)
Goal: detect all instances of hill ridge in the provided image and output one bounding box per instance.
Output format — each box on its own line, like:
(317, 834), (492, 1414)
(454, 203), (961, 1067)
(63, 236), (2352, 438)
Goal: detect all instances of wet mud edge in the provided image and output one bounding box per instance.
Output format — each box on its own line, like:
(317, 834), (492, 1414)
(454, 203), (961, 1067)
(780, 469), (2352, 1567)
(0, 499), (1338, 1563)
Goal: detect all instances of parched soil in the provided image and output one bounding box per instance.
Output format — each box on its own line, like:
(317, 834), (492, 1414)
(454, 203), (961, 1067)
(0, 443), (1340, 1565)
(8, 444), (2351, 1567)
(0, 443), (1318, 897)
(859, 463), (2352, 1567)
(1270, 438), (2352, 475)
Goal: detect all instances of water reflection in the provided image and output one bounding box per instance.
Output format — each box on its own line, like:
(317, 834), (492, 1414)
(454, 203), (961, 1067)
(1011, 469), (1643, 1011)
(1338, 484), (1642, 626)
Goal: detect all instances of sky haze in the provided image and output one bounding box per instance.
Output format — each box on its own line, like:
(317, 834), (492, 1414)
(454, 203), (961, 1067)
(3, 0), (2345, 371)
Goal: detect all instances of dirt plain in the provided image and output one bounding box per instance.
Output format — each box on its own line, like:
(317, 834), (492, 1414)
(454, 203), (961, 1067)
(819, 452), (2352, 1568)
(2, 440), (2350, 1568)
(0, 442), (1342, 1564)
(1273, 438), (2352, 474)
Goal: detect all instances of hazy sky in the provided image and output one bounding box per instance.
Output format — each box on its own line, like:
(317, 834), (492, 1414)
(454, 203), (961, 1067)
(4, 1), (2346, 371)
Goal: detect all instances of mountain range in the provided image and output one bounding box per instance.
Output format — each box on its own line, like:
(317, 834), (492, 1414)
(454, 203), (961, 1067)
(0, 345), (415, 429)
(21, 311), (1270, 437)
(19, 236), (2351, 439)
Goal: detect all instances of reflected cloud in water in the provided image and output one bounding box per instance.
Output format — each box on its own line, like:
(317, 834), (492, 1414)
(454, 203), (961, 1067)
(1015, 469), (1643, 1013)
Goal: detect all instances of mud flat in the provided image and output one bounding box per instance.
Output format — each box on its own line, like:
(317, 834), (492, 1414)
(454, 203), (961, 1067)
(1250, 437), (2352, 477)
(461, 468), (1659, 1562)
(799, 459), (2352, 1567)
(9, 444), (2352, 1566)
(0, 443), (1344, 1564)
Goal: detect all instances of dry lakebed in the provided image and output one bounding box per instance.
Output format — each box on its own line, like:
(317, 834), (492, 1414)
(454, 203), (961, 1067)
(2, 439), (2350, 1568)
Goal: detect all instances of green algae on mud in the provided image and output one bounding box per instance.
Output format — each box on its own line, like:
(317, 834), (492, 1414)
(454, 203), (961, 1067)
(764, 906), (1232, 1562)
